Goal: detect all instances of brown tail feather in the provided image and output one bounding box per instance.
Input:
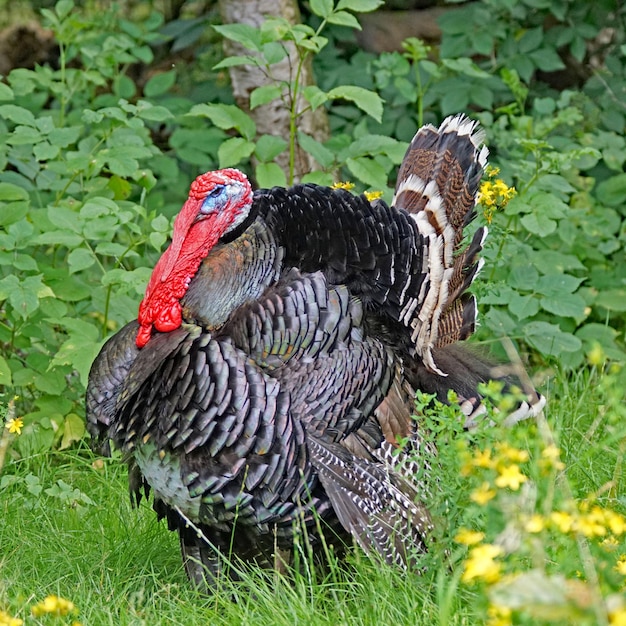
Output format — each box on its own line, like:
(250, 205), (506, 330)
(392, 115), (488, 374)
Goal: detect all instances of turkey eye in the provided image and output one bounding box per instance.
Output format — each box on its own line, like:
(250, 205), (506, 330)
(199, 185), (225, 215)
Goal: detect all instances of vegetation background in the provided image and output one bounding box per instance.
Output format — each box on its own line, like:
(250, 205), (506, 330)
(0, 0), (625, 624)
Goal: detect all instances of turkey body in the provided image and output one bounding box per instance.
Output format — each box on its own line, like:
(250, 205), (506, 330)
(86, 115), (543, 587)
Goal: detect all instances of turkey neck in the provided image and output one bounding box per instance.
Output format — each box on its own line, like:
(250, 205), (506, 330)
(181, 217), (284, 330)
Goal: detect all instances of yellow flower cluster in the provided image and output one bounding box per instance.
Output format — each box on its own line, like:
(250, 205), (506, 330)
(610, 608), (626, 626)
(31, 595), (76, 618)
(462, 442), (530, 491)
(331, 181), (355, 190)
(5, 417), (23, 435)
(0, 611), (22, 626)
(364, 190), (383, 201)
(486, 603), (512, 626)
(461, 543), (504, 583)
(478, 166), (517, 223)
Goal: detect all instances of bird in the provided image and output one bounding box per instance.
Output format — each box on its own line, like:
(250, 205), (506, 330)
(86, 114), (544, 588)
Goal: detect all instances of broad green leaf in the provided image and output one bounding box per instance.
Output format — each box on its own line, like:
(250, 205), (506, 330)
(297, 131), (334, 168)
(483, 308), (517, 336)
(508, 265), (539, 291)
(508, 293), (539, 320)
(346, 156), (388, 189)
(60, 413), (87, 449)
(33, 141), (60, 161)
(535, 273), (584, 296)
(212, 23), (262, 51)
(327, 11), (362, 29)
(540, 293), (587, 319)
(188, 103), (256, 140)
(0, 182), (28, 202)
(136, 103), (174, 122)
(250, 85), (283, 110)
(68, 248), (96, 274)
(594, 288), (626, 312)
(0, 83), (14, 101)
(262, 41), (288, 65)
(595, 173), (626, 207)
(303, 85), (329, 111)
(218, 137), (255, 168)
(0, 201), (29, 226)
(336, 0), (384, 11)
(520, 212), (557, 237)
(310, 0), (333, 18)
(255, 134), (288, 162)
(48, 126), (82, 147)
(523, 321), (582, 355)
(441, 57), (490, 78)
(327, 86), (384, 122)
(143, 70), (177, 97)
(0, 104), (36, 126)
(255, 162), (287, 188)
(0, 356), (11, 385)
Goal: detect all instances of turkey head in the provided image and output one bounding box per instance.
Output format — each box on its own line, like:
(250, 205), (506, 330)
(136, 168), (252, 347)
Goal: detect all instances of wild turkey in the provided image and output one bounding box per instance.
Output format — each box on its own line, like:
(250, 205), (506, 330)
(86, 115), (544, 587)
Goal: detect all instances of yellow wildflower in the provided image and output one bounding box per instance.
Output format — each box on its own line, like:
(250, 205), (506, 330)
(471, 482), (497, 505)
(473, 448), (495, 469)
(615, 556), (626, 576)
(550, 511), (574, 533)
(478, 174), (517, 224)
(539, 444), (565, 472)
(605, 510), (626, 536)
(31, 595), (76, 617)
(5, 417), (23, 435)
(524, 514), (545, 533)
(496, 442), (529, 464)
(495, 464), (527, 491)
(610, 608), (626, 626)
(364, 190), (383, 202)
(574, 506), (607, 538)
(0, 610), (23, 626)
(486, 603), (512, 626)
(601, 536), (620, 551)
(331, 181), (354, 190)
(587, 342), (605, 367)
(462, 543), (503, 584)
(454, 528), (485, 545)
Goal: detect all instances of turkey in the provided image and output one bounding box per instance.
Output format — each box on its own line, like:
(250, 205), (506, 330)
(86, 115), (544, 587)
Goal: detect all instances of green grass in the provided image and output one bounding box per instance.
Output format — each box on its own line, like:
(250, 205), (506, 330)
(0, 365), (624, 625)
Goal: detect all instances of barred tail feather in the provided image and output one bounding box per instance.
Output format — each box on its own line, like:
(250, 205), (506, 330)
(392, 114), (489, 374)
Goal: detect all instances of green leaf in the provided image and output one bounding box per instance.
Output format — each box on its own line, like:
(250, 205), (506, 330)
(346, 156), (388, 189)
(0, 104), (36, 126)
(310, 0), (333, 18)
(297, 131), (335, 168)
(250, 85), (283, 110)
(441, 57), (490, 78)
(213, 23), (262, 51)
(327, 86), (384, 122)
(0, 356), (11, 385)
(143, 70), (177, 97)
(68, 248), (96, 274)
(540, 293), (587, 319)
(508, 265), (539, 291)
(60, 413), (86, 449)
(188, 103), (256, 140)
(217, 137), (255, 168)
(595, 288), (626, 312)
(535, 273), (584, 297)
(523, 321), (582, 355)
(0, 274), (52, 320)
(595, 173), (626, 207)
(508, 293), (539, 320)
(255, 134), (288, 162)
(520, 212), (557, 237)
(0, 182), (28, 202)
(33, 141), (60, 161)
(255, 162), (287, 188)
(327, 11), (362, 29)
(336, 0), (384, 11)
(0, 83), (14, 101)
(213, 55), (259, 70)
(303, 85), (329, 111)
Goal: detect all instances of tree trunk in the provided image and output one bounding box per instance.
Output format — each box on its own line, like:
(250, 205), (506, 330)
(218, 0), (329, 183)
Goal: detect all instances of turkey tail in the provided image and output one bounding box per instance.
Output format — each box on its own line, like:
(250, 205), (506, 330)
(307, 434), (432, 568)
(392, 114), (489, 374)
